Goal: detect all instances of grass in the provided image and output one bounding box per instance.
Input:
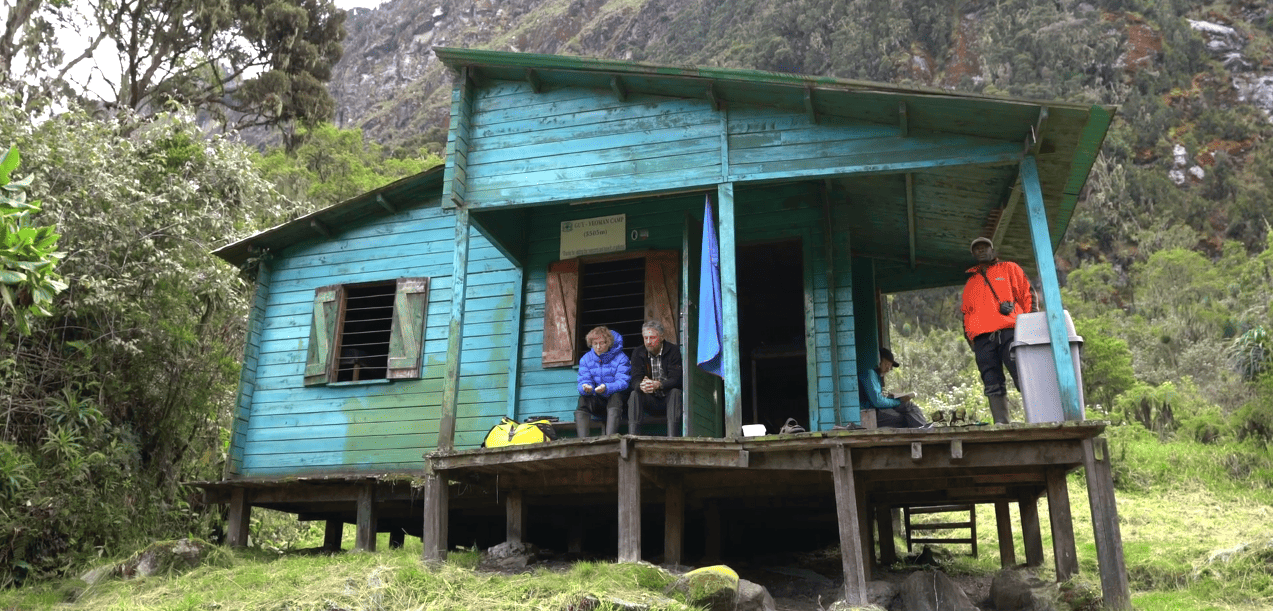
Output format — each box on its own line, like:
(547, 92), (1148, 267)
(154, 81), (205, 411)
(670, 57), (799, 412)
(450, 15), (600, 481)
(0, 542), (695, 611)
(2, 423), (1270, 611)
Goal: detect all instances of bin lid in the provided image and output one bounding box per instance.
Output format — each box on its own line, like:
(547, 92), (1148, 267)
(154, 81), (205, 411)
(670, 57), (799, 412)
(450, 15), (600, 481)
(1013, 311), (1082, 346)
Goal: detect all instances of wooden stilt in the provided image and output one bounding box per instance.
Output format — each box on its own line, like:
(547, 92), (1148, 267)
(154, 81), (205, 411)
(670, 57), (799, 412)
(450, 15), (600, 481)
(1084, 438), (1131, 609)
(506, 490), (526, 545)
(618, 442), (641, 562)
(831, 445), (868, 606)
(857, 479), (874, 574)
(664, 475), (684, 566)
(1019, 491), (1044, 567)
(995, 501), (1016, 568)
(1046, 468), (1078, 580)
(422, 471), (449, 561)
(355, 483), (377, 552)
(324, 520), (343, 551)
(568, 519), (584, 554)
(227, 487), (251, 548)
(389, 529), (405, 549)
(876, 505), (897, 565)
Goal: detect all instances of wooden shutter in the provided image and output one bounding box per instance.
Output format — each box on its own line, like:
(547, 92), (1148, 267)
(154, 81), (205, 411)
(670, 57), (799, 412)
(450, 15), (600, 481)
(387, 277), (429, 379)
(304, 285), (342, 386)
(541, 259), (579, 367)
(645, 250), (680, 344)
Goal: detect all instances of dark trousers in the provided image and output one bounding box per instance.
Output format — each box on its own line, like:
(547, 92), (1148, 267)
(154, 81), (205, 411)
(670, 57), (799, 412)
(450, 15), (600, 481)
(577, 393), (624, 418)
(627, 388), (683, 437)
(973, 329), (1021, 396)
(875, 401), (928, 428)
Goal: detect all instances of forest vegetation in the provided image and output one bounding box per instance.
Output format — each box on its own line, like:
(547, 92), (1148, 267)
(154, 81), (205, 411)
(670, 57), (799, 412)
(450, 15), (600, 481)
(0, 0), (1271, 609)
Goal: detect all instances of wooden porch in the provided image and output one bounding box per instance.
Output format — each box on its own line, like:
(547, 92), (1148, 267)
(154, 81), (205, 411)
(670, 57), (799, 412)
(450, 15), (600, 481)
(418, 422), (1131, 608)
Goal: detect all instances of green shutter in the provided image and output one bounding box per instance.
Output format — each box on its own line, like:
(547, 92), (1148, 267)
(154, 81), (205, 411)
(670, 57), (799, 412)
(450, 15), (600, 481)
(304, 285), (341, 386)
(387, 277), (429, 379)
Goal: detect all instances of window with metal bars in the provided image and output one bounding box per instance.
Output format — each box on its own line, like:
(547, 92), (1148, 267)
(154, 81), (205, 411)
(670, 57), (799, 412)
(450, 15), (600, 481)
(303, 277), (429, 385)
(335, 282), (395, 382)
(577, 257), (646, 358)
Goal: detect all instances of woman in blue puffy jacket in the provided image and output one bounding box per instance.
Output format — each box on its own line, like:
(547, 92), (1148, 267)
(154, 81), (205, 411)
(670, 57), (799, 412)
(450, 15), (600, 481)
(575, 326), (631, 437)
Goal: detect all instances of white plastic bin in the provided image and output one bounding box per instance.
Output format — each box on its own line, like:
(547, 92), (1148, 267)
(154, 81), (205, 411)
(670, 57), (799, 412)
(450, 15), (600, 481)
(1010, 311), (1085, 423)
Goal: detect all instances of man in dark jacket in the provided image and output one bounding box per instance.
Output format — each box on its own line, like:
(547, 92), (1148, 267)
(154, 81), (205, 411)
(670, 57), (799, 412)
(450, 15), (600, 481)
(628, 320), (683, 436)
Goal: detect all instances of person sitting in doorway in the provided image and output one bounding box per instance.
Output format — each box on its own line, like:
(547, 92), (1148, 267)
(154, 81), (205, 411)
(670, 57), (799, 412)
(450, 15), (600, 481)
(575, 326), (631, 438)
(858, 347), (928, 428)
(627, 320), (683, 437)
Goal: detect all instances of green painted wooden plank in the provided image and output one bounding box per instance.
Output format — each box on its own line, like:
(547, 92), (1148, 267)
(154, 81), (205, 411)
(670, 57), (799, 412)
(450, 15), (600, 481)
(472, 97), (713, 140)
(471, 131), (721, 176)
(466, 170), (720, 210)
(467, 143), (722, 192)
(228, 259), (271, 477)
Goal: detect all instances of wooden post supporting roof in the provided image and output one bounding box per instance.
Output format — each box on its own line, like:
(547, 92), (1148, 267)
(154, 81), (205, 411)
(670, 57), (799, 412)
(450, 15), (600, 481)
(439, 205), (470, 452)
(1020, 156), (1083, 421)
(718, 183), (743, 439)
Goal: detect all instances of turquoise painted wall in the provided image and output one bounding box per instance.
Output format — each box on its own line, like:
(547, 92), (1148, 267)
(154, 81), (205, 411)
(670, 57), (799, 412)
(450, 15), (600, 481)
(237, 199), (517, 477)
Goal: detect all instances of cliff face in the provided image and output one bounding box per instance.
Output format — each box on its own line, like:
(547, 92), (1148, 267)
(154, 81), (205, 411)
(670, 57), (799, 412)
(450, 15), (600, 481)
(330, 1), (1271, 146)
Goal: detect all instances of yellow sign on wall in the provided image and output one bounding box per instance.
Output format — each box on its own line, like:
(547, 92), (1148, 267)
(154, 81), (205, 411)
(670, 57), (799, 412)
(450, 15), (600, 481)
(560, 214), (626, 259)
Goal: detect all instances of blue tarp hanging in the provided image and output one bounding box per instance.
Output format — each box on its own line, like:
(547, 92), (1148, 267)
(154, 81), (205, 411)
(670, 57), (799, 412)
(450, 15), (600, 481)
(697, 196), (723, 377)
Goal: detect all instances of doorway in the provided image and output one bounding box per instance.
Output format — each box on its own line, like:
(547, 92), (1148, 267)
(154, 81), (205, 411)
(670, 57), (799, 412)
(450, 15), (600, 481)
(737, 240), (809, 432)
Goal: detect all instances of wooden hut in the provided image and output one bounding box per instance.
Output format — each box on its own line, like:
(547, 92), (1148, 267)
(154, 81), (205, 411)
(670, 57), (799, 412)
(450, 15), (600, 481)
(198, 48), (1128, 608)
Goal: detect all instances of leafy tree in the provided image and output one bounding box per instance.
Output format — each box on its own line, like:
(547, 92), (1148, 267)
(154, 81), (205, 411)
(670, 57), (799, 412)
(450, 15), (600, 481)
(0, 103), (291, 583)
(2, 0), (346, 140)
(0, 145), (65, 338)
(257, 122), (443, 210)
(1073, 317), (1136, 412)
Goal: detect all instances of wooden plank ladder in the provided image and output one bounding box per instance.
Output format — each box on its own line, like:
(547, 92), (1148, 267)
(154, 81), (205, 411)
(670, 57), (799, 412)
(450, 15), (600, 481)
(905, 504), (978, 557)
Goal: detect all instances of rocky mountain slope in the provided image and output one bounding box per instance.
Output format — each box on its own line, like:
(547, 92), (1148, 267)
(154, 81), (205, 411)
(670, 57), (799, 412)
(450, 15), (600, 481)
(327, 0), (1273, 265)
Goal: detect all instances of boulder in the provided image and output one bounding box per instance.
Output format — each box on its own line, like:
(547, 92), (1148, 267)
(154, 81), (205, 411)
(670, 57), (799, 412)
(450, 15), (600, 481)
(990, 569), (1059, 611)
(737, 578), (776, 611)
(481, 541), (538, 570)
(667, 565), (739, 611)
(898, 570), (978, 611)
(119, 538), (213, 579)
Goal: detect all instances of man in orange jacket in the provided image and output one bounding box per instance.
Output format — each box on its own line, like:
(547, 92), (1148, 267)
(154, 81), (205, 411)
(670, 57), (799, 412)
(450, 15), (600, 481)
(962, 237), (1032, 424)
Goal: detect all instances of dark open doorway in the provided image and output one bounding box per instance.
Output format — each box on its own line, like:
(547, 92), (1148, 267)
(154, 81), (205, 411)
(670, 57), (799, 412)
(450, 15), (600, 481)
(737, 240), (808, 433)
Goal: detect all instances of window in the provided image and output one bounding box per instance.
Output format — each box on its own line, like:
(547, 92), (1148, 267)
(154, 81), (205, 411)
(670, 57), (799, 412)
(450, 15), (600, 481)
(304, 277), (429, 385)
(541, 251), (678, 367)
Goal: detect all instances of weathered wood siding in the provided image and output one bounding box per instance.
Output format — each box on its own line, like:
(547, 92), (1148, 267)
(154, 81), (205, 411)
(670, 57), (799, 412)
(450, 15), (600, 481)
(237, 199), (516, 477)
(514, 184), (860, 431)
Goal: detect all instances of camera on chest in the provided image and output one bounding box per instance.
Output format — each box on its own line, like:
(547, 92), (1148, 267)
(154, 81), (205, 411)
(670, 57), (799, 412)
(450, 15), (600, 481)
(998, 301), (1015, 315)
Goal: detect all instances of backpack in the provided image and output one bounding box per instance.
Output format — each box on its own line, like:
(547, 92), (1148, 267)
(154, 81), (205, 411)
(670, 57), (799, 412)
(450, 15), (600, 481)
(481, 416), (559, 448)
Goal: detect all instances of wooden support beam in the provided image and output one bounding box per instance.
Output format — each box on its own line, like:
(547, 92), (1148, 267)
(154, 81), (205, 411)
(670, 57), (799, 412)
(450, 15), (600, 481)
(664, 476), (684, 566)
(830, 446), (869, 607)
(610, 76), (626, 101)
(389, 529), (406, 549)
(804, 86), (817, 124)
(376, 194), (395, 214)
(995, 501), (1016, 568)
(898, 101), (909, 137)
(706, 84), (721, 111)
(309, 218), (330, 238)
(718, 183), (743, 438)
(506, 489), (526, 546)
(439, 205), (470, 452)
(422, 471), (449, 562)
(324, 519), (343, 551)
(525, 68), (542, 93)
(876, 505), (897, 565)
(1021, 155), (1082, 420)
(227, 487), (251, 547)
(466, 67), (487, 88)
(1084, 438), (1131, 609)
(442, 66), (474, 210)
(905, 173), (916, 269)
(1019, 491), (1044, 567)
(568, 521), (584, 554)
(1046, 468), (1078, 581)
(355, 483), (377, 552)
(618, 444), (642, 562)
(991, 108), (1045, 246)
